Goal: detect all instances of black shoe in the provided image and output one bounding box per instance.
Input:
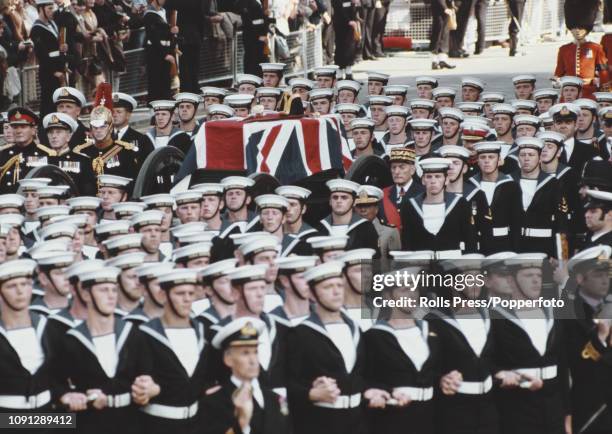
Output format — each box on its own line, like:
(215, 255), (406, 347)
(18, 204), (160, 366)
(509, 49), (516, 57)
(459, 49), (470, 58)
(448, 51), (461, 58)
(474, 48), (483, 55)
(345, 74), (354, 80)
(439, 61), (456, 69)
(432, 62), (440, 70)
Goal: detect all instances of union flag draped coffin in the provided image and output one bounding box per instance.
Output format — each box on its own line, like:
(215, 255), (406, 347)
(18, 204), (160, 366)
(193, 114), (353, 184)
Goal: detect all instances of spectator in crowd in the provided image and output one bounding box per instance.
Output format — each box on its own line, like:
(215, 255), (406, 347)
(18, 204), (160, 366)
(21, 0), (38, 31)
(77, 0), (107, 95)
(92, 0), (129, 83)
(0, 11), (31, 69)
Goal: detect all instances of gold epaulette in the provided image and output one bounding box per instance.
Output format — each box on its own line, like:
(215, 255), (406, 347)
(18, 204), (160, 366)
(581, 340), (602, 362)
(0, 142), (14, 152)
(560, 197), (569, 213)
(73, 141), (93, 154)
(36, 143), (57, 156)
(115, 140), (135, 151)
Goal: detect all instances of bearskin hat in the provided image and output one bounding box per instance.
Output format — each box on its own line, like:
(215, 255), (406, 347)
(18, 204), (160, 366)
(565, 0), (599, 33)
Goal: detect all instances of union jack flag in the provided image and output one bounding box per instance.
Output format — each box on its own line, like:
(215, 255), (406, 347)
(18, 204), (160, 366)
(193, 114), (353, 184)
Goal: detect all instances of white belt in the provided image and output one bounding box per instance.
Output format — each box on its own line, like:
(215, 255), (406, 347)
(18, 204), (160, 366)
(457, 376), (492, 395)
(492, 226), (509, 237)
(342, 1), (351, 6)
(272, 387), (287, 398)
(252, 18), (264, 24)
(141, 401), (199, 419)
(107, 393), (131, 408)
(522, 228), (552, 238)
(147, 40), (171, 46)
(516, 365), (557, 380)
(0, 390), (51, 409)
(314, 393), (361, 409)
(393, 386), (433, 401)
(435, 250), (462, 260)
(49, 51), (60, 57)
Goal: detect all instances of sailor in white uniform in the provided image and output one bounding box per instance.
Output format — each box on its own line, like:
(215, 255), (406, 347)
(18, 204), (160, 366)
(134, 268), (209, 434)
(0, 259), (54, 425)
(337, 248), (376, 331)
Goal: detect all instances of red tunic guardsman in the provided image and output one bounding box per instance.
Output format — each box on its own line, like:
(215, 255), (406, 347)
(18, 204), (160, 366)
(600, 33), (612, 72)
(554, 0), (610, 100)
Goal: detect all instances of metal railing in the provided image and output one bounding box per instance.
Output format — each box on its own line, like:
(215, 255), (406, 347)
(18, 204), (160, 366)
(18, 25), (324, 111)
(385, 0), (564, 47)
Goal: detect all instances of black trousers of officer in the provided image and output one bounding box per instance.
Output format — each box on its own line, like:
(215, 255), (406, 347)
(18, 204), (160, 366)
(371, 1), (389, 56)
(449, 0), (474, 54)
(179, 41), (201, 93)
(39, 67), (62, 118)
(508, 0), (526, 54)
(474, 0), (488, 52)
(362, 5), (376, 58)
(243, 32), (269, 76)
(146, 47), (172, 102)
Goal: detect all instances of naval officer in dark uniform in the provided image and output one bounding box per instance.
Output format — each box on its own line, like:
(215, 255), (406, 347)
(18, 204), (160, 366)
(564, 245), (612, 434)
(111, 92), (155, 166)
(50, 86), (89, 149)
(39, 112), (97, 196)
(202, 317), (290, 434)
(583, 190), (612, 248)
